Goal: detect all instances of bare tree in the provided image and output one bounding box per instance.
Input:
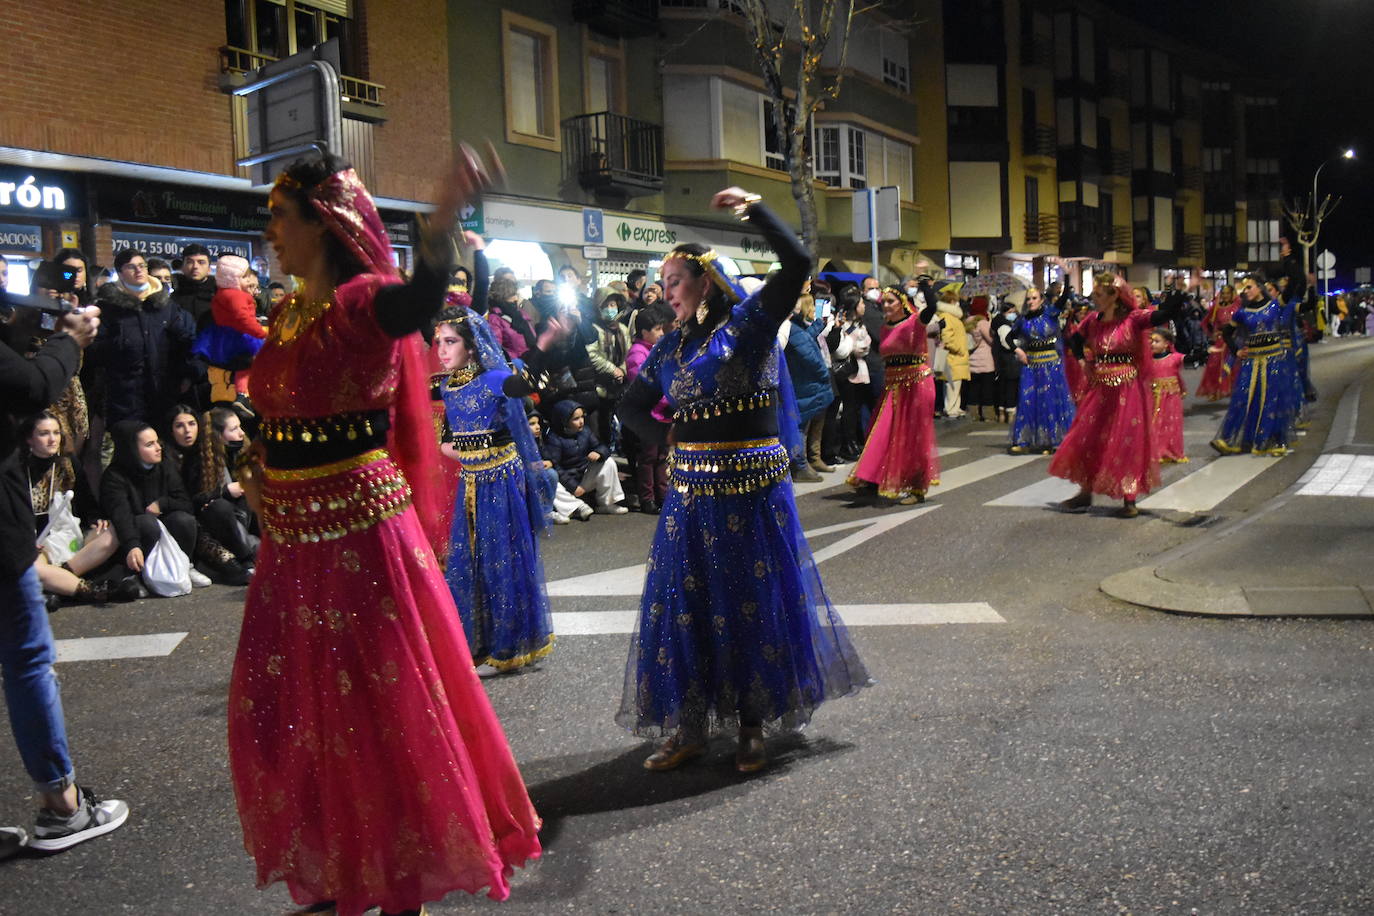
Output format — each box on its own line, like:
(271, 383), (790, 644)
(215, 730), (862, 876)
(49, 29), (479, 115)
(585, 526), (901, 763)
(1282, 192), (1341, 277)
(736, 0), (868, 261)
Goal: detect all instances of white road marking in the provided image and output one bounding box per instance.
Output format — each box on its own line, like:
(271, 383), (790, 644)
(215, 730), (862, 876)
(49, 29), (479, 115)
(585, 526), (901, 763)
(547, 507), (940, 596)
(550, 603), (1005, 635)
(1141, 455), (1282, 511)
(985, 475), (1081, 507)
(937, 446), (966, 457)
(933, 454), (1042, 494)
(1296, 454), (1374, 497)
(967, 430), (1011, 438)
(55, 632), (188, 663)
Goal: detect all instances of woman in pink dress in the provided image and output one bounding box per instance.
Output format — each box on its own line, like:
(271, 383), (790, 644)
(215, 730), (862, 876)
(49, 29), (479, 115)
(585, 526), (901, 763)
(848, 282), (940, 503)
(1147, 327), (1187, 463)
(1061, 299), (1090, 403)
(1196, 285), (1239, 400)
(230, 152), (541, 916)
(1048, 273), (1181, 517)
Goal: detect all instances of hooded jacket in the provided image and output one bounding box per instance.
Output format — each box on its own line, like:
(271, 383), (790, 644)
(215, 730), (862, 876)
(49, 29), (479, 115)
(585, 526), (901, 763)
(90, 276), (199, 425)
(544, 399), (607, 493)
(937, 302), (970, 381)
(781, 314), (835, 422)
(100, 420), (194, 559)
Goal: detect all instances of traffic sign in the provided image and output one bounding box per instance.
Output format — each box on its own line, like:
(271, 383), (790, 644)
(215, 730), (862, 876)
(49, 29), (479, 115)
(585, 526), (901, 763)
(459, 200), (483, 234)
(582, 245), (607, 260)
(1318, 269), (1334, 281)
(234, 41), (343, 187)
(582, 208), (604, 244)
(851, 186), (901, 243)
(1317, 249), (1336, 270)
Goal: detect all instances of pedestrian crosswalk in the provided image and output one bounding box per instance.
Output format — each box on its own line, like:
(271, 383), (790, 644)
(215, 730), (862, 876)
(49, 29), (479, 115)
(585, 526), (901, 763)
(1296, 454), (1374, 497)
(550, 602), (1006, 635)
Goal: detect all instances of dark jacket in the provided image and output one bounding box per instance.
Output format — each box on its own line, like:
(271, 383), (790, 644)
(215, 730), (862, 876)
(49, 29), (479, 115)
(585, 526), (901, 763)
(100, 420), (194, 560)
(783, 315), (834, 422)
(544, 399), (606, 493)
(89, 278), (198, 425)
(170, 274), (217, 333)
(0, 332), (81, 577)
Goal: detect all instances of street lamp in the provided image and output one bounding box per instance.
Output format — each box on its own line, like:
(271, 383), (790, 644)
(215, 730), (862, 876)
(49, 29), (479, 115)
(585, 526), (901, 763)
(1304, 148), (1357, 275)
(1313, 148), (1356, 209)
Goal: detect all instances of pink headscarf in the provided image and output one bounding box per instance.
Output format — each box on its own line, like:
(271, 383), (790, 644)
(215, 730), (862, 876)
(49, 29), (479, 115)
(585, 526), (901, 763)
(288, 165), (447, 554)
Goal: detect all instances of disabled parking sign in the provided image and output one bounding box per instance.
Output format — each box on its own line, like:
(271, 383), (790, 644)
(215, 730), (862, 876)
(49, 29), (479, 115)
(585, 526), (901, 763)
(582, 208), (604, 244)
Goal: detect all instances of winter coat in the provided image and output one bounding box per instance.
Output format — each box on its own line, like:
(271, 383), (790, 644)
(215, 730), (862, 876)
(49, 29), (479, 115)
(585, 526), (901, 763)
(780, 315), (834, 422)
(100, 419), (194, 560)
(937, 303), (970, 381)
(90, 277), (199, 425)
(487, 301), (533, 361)
(969, 317), (995, 374)
(586, 320), (629, 399)
(544, 399), (607, 493)
(170, 274), (217, 333)
(625, 339), (672, 424)
(830, 320), (871, 385)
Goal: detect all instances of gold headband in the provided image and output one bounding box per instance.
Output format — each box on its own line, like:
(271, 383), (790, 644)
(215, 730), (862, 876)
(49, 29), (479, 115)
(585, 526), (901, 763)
(663, 249), (741, 304)
(272, 172), (302, 192)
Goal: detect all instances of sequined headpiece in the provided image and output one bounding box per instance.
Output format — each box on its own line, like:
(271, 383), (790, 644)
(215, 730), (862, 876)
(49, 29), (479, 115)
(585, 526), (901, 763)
(273, 166), (398, 281)
(882, 286), (915, 314)
(663, 248), (747, 304)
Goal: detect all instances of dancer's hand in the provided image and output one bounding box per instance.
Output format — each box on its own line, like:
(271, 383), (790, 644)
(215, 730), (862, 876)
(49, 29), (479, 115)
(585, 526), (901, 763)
(238, 440), (267, 516)
(710, 187), (756, 212)
(1015, 347), (1028, 366)
(461, 230), (485, 252)
(433, 142), (505, 232)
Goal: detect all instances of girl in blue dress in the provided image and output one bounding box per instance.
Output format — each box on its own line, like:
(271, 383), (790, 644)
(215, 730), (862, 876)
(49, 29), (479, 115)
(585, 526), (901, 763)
(433, 305), (554, 675)
(616, 187), (870, 774)
(1008, 284), (1077, 453)
(1210, 276), (1299, 456)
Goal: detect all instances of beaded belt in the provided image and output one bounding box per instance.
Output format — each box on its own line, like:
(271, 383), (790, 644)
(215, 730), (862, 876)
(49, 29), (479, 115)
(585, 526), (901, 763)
(883, 353), (928, 367)
(1024, 337), (1059, 350)
(261, 411), (386, 444)
(885, 356), (933, 389)
(261, 448), (411, 544)
(1245, 341), (1282, 359)
(450, 428), (496, 451)
(1247, 332), (1281, 348)
(1027, 349), (1061, 366)
(674, 389), (776, 423)
(1151, 377), (1181, 395)
(1094, 354), (1138, 387)
(669, 437), (790, 496)
(1097, 353), (1133, 365)
(456, 440), (520, 474)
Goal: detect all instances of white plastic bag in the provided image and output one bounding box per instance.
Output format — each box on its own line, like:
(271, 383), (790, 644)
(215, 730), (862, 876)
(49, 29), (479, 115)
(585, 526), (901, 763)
(36, 490), (83, 567)
(142, 520), (192, 597)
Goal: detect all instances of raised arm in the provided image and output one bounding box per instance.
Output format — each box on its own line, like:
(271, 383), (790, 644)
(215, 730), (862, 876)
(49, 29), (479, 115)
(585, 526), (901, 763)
(709, 189), (811, 325)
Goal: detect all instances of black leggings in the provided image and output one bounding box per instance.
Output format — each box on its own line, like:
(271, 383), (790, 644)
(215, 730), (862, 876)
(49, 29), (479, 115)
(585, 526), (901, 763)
(133, 510), (198, 559)
(197, 497), (257, 562)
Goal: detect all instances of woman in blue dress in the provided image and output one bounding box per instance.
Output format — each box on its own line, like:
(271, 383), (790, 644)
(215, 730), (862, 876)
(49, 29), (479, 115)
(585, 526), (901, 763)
(1209, 276), (1299, 456)
(1008, 284), (1076, 454)
(616, 187), (870, 774)
(433, 305), (554, 675)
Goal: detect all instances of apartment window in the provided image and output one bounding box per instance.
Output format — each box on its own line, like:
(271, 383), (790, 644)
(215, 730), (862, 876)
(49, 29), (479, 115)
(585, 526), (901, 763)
(847, 128), (867, 189)
(1025, 176), (1040, 216)
(585, 42), (625, 114)
(502, 11), (560, 152)
(225, 0), (360, 74)
(1101, 191), (1114, 235)
(813, 125), (910, 197)
(1247, 217), (1281, 263)
(880, 27), (910, 92)
(1246, 158), (1279, 176)
(814, 126), (841, 183)
(1203, 148), (1227, 172)
(1206, 212), (1235, 251)
(761, 98), (799, 172)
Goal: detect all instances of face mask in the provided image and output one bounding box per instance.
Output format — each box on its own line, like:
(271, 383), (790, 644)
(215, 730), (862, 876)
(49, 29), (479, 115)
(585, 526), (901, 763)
(906, 287), (919, 300)
(864, 289), (881, 303)
(125, 280), (150, 294)
(602, 307), (617, 320)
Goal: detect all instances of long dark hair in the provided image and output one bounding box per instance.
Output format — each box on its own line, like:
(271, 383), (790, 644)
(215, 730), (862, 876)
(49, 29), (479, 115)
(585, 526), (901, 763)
(18, 410), (75, 490)
(51, 247), (92, 303)
(278, 153), (366, 282)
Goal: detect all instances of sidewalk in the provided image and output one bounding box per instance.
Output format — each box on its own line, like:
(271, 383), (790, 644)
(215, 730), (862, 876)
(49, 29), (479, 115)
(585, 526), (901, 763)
(1102, 347), (1374, 618)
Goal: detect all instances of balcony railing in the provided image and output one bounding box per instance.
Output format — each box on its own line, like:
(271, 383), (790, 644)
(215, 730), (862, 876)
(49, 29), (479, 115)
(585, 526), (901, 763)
(1023, 123), (1056, 158)
(1182, 233), (1205, 258)
(1179, 166), (1203, 192)
(1024, 213), (1059, 245)
(562, 112), (665, 197)
(1179, 97), (1203, 121)
(573, 0), (659, 36)
(1102, 225), (1132, 252)
(1100, 149), (1132, 178)
(218, 46), (385, 109)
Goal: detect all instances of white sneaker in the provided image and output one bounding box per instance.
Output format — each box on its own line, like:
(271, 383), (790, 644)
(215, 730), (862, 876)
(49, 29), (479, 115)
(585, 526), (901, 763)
(188, 569), (212, 589)
(30, 787), (129, 852)
(573, 505), (594, 521)
(551, 512), (571, 525)
(595, 504), (629, 515)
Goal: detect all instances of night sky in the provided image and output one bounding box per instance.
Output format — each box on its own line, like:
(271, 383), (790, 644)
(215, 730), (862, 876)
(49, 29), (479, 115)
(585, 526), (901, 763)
(1106, 0), (1374, 279)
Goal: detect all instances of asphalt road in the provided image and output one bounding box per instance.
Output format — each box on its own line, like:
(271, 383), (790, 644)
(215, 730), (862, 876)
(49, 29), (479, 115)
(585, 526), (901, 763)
(2, 338), (1372, 914)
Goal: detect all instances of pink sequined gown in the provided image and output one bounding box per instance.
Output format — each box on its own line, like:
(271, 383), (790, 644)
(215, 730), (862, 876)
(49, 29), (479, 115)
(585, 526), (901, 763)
(1148, 351), (1186, 463)
(1048, 308), (1159, 499)
(1062, 317), (1089, 402)
(228, 274), (541, 916)
(849, 312), (940, 497)
(1196, 300), (1238, 399)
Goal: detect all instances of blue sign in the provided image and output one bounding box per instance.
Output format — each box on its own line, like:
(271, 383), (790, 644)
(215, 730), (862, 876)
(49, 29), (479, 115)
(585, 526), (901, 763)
(582, 207), (604, 244)
(111, 231), (253, 261)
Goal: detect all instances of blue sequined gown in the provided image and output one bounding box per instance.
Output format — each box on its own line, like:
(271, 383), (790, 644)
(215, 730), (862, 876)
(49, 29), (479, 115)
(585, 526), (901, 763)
(1010, 302), (1076, 451)
(1212, 300), (1299, 455)
(439, 367), (554, 669)
(615, 204), (869, 738)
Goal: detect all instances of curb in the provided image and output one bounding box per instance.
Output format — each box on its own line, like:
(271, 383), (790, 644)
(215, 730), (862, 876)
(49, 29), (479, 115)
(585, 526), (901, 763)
(1099, 351), (1374, 619)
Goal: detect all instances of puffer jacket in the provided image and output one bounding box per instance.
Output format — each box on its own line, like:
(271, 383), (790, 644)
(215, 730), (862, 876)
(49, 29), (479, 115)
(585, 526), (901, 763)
(90, 277), (199, 425)
(543, 399), (607, 493)
(937, 302), (970, 382)
(780, 315), (834, 421)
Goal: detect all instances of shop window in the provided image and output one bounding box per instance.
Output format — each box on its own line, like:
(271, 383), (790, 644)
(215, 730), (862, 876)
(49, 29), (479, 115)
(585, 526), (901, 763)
(503, 11), (561, 152)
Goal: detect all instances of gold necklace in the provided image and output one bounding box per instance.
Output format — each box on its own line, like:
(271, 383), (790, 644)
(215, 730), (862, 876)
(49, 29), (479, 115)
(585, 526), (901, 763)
(446, 365), (479, 388)
(272, 287), (335, 344)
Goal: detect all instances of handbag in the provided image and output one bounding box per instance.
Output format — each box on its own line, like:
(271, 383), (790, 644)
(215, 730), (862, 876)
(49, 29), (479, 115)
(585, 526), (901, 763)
(142, 520), (193, 597)
(831, 354), (859, 382)
(36, 488), (83, 566)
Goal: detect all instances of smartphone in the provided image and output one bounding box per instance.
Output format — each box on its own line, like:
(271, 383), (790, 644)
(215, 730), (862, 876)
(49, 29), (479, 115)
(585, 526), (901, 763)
(815, 298), (833, 320)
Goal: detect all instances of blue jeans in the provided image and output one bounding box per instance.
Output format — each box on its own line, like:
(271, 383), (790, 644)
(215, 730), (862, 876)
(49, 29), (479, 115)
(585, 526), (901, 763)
(0, 566), (74, 793)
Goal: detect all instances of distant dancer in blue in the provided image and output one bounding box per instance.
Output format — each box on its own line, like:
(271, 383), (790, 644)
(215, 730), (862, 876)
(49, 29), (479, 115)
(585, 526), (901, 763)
(1008, 284), (1076, 453)
(1209, 276), (1298, 456)
(616, 187), (870, 775)
(433, 305), (554, 676)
